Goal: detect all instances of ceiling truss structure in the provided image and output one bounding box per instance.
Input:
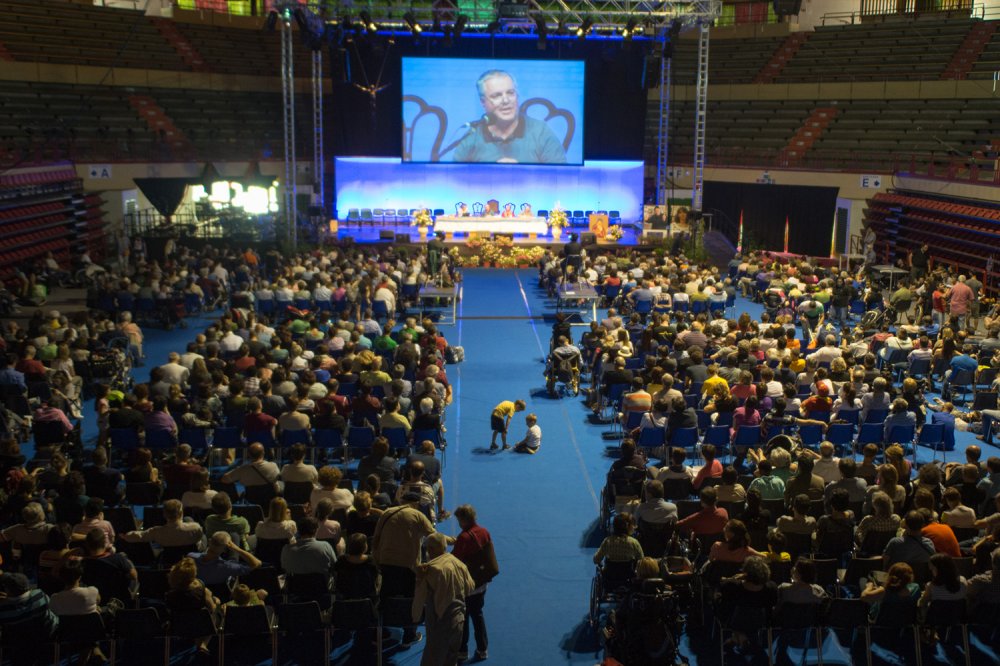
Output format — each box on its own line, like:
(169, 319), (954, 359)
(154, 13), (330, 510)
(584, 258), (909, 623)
(308, 1), (722, 37)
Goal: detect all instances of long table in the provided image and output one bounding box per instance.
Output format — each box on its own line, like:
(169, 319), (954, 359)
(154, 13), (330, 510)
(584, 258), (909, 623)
(418, 283), (461, 325)
(556, 282), (600, 325)
(432, 215), (549, 238)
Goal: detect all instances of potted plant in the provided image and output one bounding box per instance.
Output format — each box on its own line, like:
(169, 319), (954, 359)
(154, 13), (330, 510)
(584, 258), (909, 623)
(412, 208), (432, 237)
(547, 208), (569, 239)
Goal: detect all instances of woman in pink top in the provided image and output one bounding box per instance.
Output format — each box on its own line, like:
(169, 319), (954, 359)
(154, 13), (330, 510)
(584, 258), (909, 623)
(731, 395), (762, 441)
(709, 519), (762, 563)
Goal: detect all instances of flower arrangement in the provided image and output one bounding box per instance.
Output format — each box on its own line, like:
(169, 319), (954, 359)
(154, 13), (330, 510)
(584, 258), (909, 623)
(451, 242), (546, 267)
(547, 207), (569, 229)
(411, 208), (432, 228)
(606, 225), (624, 241)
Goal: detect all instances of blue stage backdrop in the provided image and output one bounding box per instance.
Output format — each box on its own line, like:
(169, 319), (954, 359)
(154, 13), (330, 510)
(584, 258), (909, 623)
(402, 57), (585, 165)
(334, 157), (643, 222)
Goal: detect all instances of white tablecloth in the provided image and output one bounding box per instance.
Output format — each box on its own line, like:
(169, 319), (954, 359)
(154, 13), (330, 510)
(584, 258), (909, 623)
(433, 215), (549, 235)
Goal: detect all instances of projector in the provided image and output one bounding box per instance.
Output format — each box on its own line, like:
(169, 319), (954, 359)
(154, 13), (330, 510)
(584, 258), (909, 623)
(497, 2), (529, 20)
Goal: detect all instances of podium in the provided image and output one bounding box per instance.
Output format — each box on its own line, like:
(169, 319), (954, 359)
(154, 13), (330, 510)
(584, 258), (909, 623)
(588, 213), (608, 239)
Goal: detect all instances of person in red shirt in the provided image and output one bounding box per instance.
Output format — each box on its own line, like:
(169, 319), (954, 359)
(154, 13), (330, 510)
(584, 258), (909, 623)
(918, 508), (960, 557)
(243, 397), (277, 441)
(676, 487), (729, 538)
(14, 346), (46, 383)
(692, 443), (723, 491)
(451, 504), (493, 662)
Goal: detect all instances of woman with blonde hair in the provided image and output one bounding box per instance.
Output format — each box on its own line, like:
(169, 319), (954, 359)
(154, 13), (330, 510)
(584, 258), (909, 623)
(255, 496), (297, 540)
(310, 466), (354, 511)
(864, 464), (906, 514)
(165, 557), (217, 653)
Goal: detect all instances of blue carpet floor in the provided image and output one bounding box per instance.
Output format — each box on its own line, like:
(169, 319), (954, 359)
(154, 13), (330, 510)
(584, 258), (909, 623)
(59, 270), (1000, 665)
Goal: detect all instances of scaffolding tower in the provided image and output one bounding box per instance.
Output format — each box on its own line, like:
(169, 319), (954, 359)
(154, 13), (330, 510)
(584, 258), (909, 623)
(280, 12), (297, 251)
(654, 37), (671, 207)
(691, 19), (710, 213)
(311, 49), (325, 216)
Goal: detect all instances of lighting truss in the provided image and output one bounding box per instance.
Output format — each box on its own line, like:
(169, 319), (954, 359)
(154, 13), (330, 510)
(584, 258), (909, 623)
(303, 1), (722, 35)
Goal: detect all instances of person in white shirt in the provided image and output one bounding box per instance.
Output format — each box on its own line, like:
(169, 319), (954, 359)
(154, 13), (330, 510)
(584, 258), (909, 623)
(158, 352), (190, 387)
(219, 330), (243, 355)
(810, 336), (843, 365)
(513, 413), (542, 454)
(940, 487), (977, 529)
(804, 442), (841, 485)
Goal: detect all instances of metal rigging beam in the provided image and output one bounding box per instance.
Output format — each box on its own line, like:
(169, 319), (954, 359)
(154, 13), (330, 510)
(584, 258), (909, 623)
(654, 36), (671, 207)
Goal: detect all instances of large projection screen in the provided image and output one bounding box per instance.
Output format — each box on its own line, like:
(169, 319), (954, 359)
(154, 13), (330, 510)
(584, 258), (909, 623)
(402, 57), (584, 166)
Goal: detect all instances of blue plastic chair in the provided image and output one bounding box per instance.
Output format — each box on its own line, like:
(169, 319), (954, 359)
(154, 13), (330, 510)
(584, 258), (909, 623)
(637, 426), (666, 455)
(733, 425), (761, 449)
(856, 423), (883, 450)
(798, 424), (824, 449)
(347, 426), (375, 460)
(383, 428), (410, 455)
(109, 428), (141, 453)
(826, 423), (855, 456)
(915, 423), (947, 462)
(864, 409), (889, 424)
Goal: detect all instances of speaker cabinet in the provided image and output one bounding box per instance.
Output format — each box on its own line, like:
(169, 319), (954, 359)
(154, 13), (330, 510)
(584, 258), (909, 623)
(379, 230), (395, 241)
(580, 232), (597, 245)
(395, 233), (410, 243)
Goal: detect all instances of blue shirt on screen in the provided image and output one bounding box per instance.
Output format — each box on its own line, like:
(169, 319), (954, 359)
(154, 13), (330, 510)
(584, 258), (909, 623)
(452, 115), (567, 164)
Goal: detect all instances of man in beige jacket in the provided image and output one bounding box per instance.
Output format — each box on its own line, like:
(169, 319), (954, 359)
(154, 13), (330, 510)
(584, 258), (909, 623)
(413, 533), (476, 666)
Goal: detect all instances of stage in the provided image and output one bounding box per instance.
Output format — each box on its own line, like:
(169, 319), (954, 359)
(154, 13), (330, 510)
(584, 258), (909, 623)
(334, 157), (645, 226)
(326, 220), (655, 249)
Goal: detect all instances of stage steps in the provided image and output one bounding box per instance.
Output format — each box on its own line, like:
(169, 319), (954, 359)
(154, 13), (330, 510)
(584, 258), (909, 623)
(703, 230), (736, 269)
(753, 32), (810, 84)
(779, 106), (840, 165)
(941, 21), (997, 80)
(150, 17), (212, 73)
(127, 95), (194, 157)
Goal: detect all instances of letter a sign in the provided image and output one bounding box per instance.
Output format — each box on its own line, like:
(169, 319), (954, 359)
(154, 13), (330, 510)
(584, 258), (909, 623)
(88, 165), (112, 179)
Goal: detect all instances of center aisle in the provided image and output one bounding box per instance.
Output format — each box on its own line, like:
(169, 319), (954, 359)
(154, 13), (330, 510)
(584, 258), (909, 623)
(441, 268), (606, 664)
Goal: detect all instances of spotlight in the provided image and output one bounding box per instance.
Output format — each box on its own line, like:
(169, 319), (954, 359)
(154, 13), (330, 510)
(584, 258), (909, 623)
(622, 18), (637, 41)
(403, 11), (422, 35)
(576, 18), (592, 39)
(555, 18), (567, 36)
(533, 14), (547, 48)
(453, 14), (468, 39)
(359, 11), (377, 34)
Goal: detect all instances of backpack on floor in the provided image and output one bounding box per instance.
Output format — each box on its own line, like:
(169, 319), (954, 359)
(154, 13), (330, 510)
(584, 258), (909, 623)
(445, 346), (465, 364)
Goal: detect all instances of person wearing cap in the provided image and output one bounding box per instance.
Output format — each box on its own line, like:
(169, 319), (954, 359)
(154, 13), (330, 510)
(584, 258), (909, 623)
(0, 572), (58, 639)
(799, 383), (833, 415)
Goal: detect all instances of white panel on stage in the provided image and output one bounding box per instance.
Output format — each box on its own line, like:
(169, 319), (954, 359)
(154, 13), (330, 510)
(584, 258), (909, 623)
(334, 157), (643, 223)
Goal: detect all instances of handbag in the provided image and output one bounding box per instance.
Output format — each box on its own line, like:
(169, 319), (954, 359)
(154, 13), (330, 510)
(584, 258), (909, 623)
(465, 538), (500, 588)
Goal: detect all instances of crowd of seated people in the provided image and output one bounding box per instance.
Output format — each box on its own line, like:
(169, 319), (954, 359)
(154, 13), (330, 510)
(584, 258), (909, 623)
(0, 239), (499, 662)
(576, 248), (1000, 659)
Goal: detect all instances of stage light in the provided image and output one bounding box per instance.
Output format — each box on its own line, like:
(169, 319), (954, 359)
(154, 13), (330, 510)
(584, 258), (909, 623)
(486, 19), (501, 34)
(403, 12), (422, 35)
(453, 14), (468, 39)
(533, 14), (547, 48)
(555, 18), (568, 36)
(576, 18), (592, 39)
(359, 11), (377, 34)
(622, 18), (637, 41)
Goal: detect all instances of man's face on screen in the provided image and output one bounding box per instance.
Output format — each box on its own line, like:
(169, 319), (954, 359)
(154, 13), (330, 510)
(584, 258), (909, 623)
(480, 75), (519, 124)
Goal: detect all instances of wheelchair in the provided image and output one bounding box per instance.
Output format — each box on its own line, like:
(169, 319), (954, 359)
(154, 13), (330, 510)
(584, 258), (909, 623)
(589, 559), (635, 628)
(600, 466), (647, 532)
(545, 349), (581, 397)
(603, 578), (687, 666)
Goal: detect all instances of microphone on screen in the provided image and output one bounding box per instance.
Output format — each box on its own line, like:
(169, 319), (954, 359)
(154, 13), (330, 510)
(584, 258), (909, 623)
(462, 114), (490, 129)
